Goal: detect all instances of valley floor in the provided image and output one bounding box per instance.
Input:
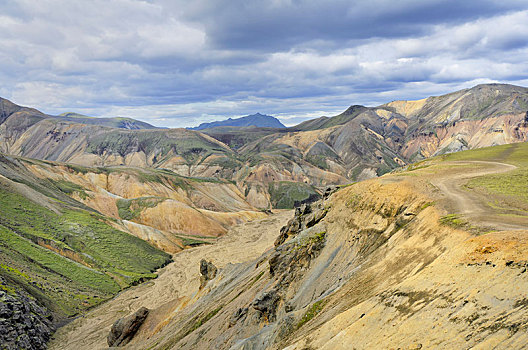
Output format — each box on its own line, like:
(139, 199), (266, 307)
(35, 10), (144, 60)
(49, 210), (293, 349)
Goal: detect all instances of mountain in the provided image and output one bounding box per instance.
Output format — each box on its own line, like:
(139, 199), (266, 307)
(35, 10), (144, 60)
(0, 99), (238, 176)
(2, 84), (528, 349)
(57, 112), (158, 129)
(51, 142), (528, 349)
(0, 97), (157, 130)
(236, 83), (528, 188)
(189, 113), (286, 130)
(2, 84), (528, 210)
(0, 153), (171, 346)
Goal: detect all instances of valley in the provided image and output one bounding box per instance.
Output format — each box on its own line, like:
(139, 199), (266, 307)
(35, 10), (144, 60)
(0, 83), (527, 349)
(50, 141), (528, 349)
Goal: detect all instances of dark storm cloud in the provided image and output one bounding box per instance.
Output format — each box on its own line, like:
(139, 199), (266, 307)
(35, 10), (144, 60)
(177, 0), (524, 50)
(0, 0), (527, 127)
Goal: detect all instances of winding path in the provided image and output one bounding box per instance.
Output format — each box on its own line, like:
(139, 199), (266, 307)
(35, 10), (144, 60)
(430, 160), (527, 231)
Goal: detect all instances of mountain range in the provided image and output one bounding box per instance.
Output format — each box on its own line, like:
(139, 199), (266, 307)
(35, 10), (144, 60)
(1, 83), (528, 349)
(3, 83), (526, 209)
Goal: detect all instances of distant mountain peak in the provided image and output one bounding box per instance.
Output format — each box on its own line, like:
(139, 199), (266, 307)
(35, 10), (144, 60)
(59, 112), (95, 119)
(189, 113), (286, 130)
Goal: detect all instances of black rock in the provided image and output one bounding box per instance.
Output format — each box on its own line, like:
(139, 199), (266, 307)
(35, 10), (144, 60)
(199, 259), (218, 289)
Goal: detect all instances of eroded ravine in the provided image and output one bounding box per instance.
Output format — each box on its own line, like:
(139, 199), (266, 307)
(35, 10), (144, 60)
(49, 210), (293, 349)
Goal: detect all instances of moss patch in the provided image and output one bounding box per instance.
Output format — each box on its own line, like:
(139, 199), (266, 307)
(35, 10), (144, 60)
(117, 197), (164, 221)
(268, 181), (320, 209)
(0, 186), (171, 317)
(296, 299), (327, 329)
(50, 179), (89, 200)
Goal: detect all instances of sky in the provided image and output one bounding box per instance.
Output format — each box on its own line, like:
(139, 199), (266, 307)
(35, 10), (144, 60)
(1, 0), (528, 128)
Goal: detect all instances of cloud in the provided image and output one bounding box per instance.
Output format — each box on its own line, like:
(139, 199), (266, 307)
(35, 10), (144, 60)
(0, 1), (527, 127)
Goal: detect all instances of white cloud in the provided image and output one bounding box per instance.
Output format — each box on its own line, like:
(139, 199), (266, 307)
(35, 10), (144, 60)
(0, 1), (527, 127)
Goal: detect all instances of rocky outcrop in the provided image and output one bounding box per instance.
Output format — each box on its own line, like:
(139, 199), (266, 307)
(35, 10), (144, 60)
(251, 289), (282, 322)
(0, 286), (54, 350)
(247, 202), (328, 325)
(199, 259), (218, 289)
(274, 203), (327, 246)
(107, 307), (149, 347)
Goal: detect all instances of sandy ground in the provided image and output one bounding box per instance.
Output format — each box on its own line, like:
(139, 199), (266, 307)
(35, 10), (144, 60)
(49, 210), (293, 350)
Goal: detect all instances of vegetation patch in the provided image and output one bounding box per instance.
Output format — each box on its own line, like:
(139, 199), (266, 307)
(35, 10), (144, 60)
(0, 186), (171, 317)
(189, 305), (223, 333)
(419, 202), (434, 211)
(439, 214), (468, 229)
(176, 235), (213, 247)
(296, 299), (327, 329)
(465, 169), (528, 210)
(117, 197), (164, 221)
(86, 130), (231, 164)
(161, 305), (224, 349)
(268, 181), (320, 209)
(442, 142), (528, 167)
(305, 155), (328, 170)
(50, 179), (89, 200)
(294, 231), (326, 251)
(438, 214), (490, 235)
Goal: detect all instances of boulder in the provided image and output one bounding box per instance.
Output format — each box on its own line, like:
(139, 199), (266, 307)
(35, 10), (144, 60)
(107, 307), (149, 347)
(252, 290), (281, 322)
(199, 259), (218, 289)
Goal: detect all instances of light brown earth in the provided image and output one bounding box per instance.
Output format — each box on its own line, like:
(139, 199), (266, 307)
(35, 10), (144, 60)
(49, 210), (293, 350)
(16, 158), (266, 253)
(50, 149), (528, 350)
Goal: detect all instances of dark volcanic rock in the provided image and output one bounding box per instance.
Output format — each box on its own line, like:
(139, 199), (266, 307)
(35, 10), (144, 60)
(199, 259), (218, 289)
(107, 307), (149, 347)
(0, 284), (54, 350)
(252, 290), (281, 322)
(274, 203), (327, 246)
(323, 185), (338, 199)
(229, 307), (249, 327)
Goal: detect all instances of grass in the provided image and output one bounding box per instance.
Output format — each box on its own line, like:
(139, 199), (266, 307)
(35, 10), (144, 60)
(50, 179), (89, 200)
(296, 231), (326, 249)
(188, 305), (223, 333)
(439, 214), (469, 229)
(442, 142), (528, 167)
(466, 170), (528, 207)
(305, 155), (328, 170)
(117, 197), (164, 221)
(0, 226), (120, 293)
(296, 299), (327, 329)
(268, 181), (320, 209)
(176, 236), (212, 247)
(438, 214), (492, 235)
(160, 305), (224, 349)
(443, 142), (528, 212)
(0, 185), (171, 317)
(247, 270), (265, 289)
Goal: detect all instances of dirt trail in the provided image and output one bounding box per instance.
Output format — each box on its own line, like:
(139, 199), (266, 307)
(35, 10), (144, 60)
(49, 210), (293, 350)
(430, 160), (527, 231)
